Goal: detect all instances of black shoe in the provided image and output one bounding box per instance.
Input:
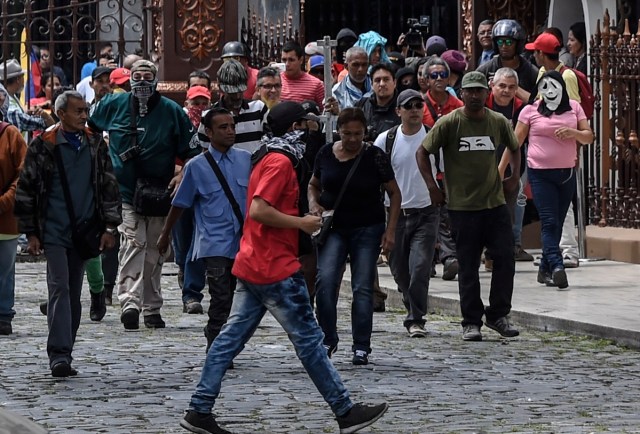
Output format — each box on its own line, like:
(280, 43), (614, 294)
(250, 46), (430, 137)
(183, 299), (204, 314)
(442, 258), (458, 281)
(372, 302), (385, 313)
(537, 270), (554, 286)
(352, 350), (369, 365)
(90, 291), (106, 322)
(324, 343), (338, 358)
(51, 361), (72, 378)
(462, 325), (482, 341)
(179, 410), (232, 434)
(144, 314), (166, 329)
(552, 267), (569, 290)
(336, 402), (389, 434)
(104, 284), (114, 306)
(40, 301), (48, 316)
(0, 321), (12, 335)
(485, 316), (520, 338)
(120, 308), (139, 330)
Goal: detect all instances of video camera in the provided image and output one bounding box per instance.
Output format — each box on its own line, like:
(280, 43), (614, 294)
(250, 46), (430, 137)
(405, 16), (431, 49)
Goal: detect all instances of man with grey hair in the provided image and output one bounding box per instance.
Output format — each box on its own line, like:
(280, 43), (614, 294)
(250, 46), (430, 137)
(89, 59), (199, 330)
(329, 46), (371, 111)
(15, 90), (121, 376)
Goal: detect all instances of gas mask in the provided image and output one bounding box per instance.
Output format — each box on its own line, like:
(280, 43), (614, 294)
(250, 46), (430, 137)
(130, 77), (158, 117)
(538, 76), (562, 112)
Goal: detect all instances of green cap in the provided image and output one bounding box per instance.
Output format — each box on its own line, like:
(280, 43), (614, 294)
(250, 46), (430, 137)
(461, 71), (488, 89)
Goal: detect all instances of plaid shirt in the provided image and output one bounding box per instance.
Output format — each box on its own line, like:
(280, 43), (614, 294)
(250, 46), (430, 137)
(7, 95), (46, 132)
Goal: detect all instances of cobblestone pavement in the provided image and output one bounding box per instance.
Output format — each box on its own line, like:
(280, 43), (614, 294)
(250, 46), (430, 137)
(2, 262), (640, 434)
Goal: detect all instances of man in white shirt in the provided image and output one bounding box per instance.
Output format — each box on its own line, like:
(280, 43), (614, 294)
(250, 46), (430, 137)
(373, 89), (439, 338)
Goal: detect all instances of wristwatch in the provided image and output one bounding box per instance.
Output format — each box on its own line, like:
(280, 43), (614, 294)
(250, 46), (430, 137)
(105, 227), (118, 236)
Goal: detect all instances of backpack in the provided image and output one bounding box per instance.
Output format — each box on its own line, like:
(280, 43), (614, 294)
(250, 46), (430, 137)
(560, 65), (595, 119)
(384, 124), (430, 155)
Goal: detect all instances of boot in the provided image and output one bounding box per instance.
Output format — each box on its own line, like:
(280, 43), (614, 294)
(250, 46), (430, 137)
(90, 290), (106, 322)
(103, 284), (114, 306)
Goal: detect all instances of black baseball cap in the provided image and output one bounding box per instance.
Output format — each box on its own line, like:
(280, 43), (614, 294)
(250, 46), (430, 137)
(92, 66), (113, 81)
(268, 101), (319, 136)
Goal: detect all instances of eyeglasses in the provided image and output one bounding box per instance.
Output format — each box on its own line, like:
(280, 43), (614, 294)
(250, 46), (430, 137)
(496, 38), (514, 47)
(402, 101), (424, 110)
(429, 71), (450, 80)
(259, 84), (282, 90)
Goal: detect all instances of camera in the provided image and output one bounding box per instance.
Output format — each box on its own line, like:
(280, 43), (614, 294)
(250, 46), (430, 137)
(119, 144), (142, 162)
(405, 16), (431, 49)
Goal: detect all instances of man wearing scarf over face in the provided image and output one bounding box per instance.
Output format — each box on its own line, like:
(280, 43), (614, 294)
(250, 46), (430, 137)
(89, 60), (199, 330)
(515, 70), (593, 290)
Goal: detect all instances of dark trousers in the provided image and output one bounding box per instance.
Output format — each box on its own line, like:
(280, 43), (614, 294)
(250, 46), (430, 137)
(101, 234), (120, 287)
(203, 257), (236, 341)
(388, 206), (439, 328)
(44, 244), (86, 368)
(437, 205), (457, 263)
(448, 205), (515, 327)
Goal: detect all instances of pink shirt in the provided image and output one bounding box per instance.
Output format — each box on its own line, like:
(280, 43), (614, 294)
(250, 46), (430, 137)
(519, 100), (586, 169)
(280, 71), (325, 110)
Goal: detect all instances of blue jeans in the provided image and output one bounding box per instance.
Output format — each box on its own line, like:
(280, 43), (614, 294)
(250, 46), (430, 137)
(315, 223), (385, 354)
(528, 167), (576, 272)
(0, 238), (18, 323)
(172, 207), (194, 270)
(189, 272), (352, 417)
(182, 242), (207, 304)
(388, 207), (439, 328)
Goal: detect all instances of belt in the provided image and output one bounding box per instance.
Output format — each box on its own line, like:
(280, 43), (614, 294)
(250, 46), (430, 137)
(401, 207), (428, 216)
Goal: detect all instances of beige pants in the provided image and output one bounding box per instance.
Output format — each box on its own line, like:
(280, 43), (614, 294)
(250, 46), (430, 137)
(117, 203), (167, 316)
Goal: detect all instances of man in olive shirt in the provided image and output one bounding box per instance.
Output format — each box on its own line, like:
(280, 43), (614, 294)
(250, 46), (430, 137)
(416, 71), (521, 342)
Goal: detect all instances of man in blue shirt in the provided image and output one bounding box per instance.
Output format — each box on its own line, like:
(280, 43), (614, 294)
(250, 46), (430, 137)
(157, 108), (251, 351)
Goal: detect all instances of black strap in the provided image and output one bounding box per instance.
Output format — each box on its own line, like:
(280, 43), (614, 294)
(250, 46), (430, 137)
(425, 98), (440, 122)
(204, 151), (244, 230)
(53, 146), (79, 231)
(384, 125), (400, 155)
(332, 145), (366, 213)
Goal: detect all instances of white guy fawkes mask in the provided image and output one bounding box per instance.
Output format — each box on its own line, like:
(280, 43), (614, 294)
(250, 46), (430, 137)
(538, 76), (562, 111)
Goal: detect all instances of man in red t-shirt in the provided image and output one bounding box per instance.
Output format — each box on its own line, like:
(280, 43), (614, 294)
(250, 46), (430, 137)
(180, 102), (388, 434)
(279, 41), (325, 110)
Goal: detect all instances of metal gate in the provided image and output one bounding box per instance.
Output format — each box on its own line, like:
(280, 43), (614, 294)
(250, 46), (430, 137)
(0, 0), (148, 100)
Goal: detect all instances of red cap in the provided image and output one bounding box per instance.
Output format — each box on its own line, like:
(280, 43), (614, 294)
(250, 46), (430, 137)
(525, 33), (561, 54)
(109, 68), (131, 85)
(186, 85), (211, 101)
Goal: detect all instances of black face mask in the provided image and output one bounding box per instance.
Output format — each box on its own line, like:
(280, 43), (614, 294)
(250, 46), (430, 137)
(298, 127), (310, 143)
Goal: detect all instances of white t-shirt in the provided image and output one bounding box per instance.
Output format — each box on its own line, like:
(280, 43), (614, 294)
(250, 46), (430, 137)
(374, 125), (437, 208)
(76, 76), (94, 103)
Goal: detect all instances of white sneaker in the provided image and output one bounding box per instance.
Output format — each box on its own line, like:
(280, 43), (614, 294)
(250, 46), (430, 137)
(563, 256), (579, 268)
(408, 323), (427, 338)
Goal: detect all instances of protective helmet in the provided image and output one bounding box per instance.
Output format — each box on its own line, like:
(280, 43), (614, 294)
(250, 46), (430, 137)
(221, 41), (246, 58)
(217, 59), (248, 93)
(492, 19), (526, 54)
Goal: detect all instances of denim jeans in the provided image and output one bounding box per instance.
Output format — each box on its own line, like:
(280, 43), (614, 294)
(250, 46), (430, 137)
(448, 205), (515, 327)
(188, 272), (353, 417)
(0, 238), (18, 323)
(203, 257), (235, 341)
(172, 207), (194, 271)
(181, 241), (207, 304)
(528, 167), (576, 272)
(388, 207), (439, 328)
(315, 223), (385, 354)
(44, 244), (86, 367)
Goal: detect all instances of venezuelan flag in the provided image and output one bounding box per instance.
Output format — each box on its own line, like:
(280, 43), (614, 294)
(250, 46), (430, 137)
(19, 28), (41, 106)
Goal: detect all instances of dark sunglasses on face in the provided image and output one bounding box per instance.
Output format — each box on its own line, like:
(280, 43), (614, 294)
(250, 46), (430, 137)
(402, 101), (424, 110)
(429, 71), (449, 80)
(496, 38), (514, 47)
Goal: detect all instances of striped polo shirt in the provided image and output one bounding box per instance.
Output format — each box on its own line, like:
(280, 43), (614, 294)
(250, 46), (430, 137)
(203, 98), (267, 153)
(280, 71), (325, 110)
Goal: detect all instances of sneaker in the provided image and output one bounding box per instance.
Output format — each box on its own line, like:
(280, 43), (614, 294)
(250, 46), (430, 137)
(89, 291), (106, 322)
(40, 301), (48, 316)
(408, 323), (427, 338)
(336, 402), (389, 434)
(514, 245), (534, 261)
(0, 321), (12, 335)
(180, 410), (231, 434)
(442, 258), (458, 280)
(563, 256), (579, 268)
(537, 270), (554, 286)
(121, 308), (140, 330)
(352, 350), (369, 365)
(462, 325), (482, 341)
(324, 343), (338, 358)
(183, 299), (204, 314)
(552, 267), (569, 290)
(144, 314), (166, 328)
(485, 316), (520, 337)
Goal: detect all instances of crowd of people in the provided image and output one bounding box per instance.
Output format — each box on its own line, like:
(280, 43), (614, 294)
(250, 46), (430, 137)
(0, 17), (593, 434)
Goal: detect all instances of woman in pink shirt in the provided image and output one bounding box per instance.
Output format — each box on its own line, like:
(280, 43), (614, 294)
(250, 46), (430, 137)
(515, 70), (592, 290)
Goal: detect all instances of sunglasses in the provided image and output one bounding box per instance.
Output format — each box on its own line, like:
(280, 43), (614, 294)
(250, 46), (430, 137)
(402, 101), (424, 110)
(259, 83), (282, 90)
(496, 38), (514, 47)
(429, 71), (450, 80)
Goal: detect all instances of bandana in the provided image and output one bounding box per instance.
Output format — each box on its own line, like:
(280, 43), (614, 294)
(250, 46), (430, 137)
(187, 106), (205, 129)
(261, 130), (306, 161)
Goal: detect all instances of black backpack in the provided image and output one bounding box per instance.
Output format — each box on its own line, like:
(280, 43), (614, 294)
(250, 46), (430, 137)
(384, 124), (430, 155)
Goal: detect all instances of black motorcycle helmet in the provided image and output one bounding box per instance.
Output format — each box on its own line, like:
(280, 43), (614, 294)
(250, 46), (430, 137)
(492, 19), (526, 54)
(221, 41), (246, 59)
